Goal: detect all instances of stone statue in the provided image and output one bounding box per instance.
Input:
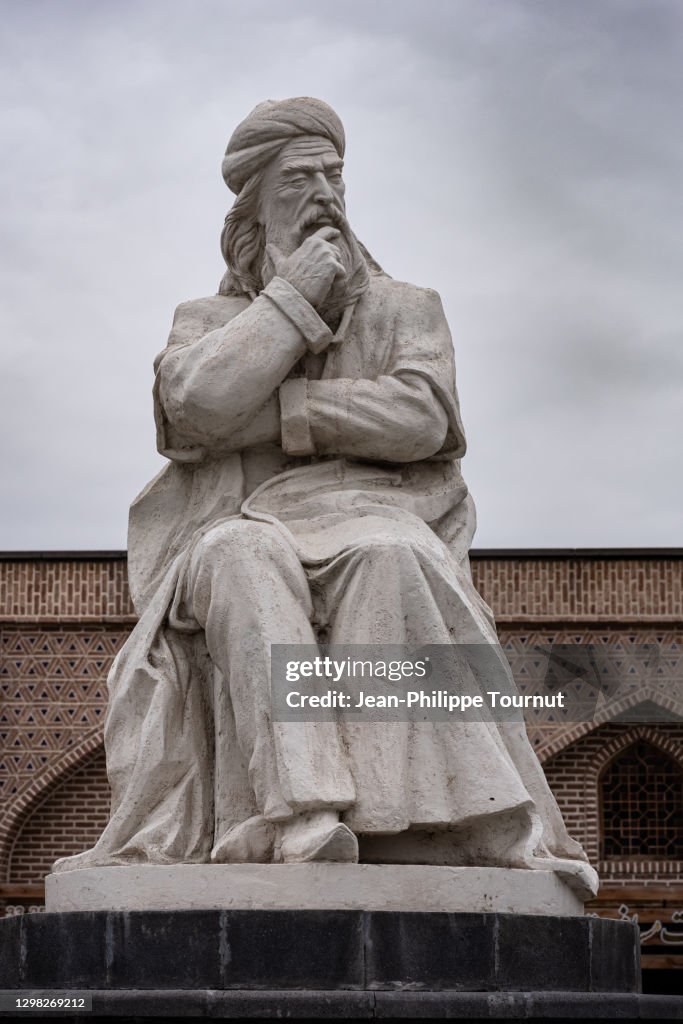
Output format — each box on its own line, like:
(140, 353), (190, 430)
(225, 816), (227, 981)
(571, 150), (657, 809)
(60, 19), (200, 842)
(54, 97), (597, 897)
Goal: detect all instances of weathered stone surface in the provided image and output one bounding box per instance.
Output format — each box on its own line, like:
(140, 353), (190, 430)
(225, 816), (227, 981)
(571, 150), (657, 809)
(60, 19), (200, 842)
(0, 910), (639, 994)
(46, 864), (584, 916)
(365, 911), (497, 991)
(589, 915), (643, 994)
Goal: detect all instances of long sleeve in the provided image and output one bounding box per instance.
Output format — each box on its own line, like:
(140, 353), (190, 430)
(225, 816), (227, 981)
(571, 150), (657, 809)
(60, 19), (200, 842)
(157, 293), (305, 449)
(155, 279), (338, 459)
(278, 283), (465, 464)
(279, 371), (449, 462)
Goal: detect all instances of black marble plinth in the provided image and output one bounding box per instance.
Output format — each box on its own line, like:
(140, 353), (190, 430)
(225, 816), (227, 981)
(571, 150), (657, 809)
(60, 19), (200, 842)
(0, 909), (677, 1019)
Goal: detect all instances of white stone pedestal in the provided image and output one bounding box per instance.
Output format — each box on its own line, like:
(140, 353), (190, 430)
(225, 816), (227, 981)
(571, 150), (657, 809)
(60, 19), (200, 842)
(46, 863), (585, 916)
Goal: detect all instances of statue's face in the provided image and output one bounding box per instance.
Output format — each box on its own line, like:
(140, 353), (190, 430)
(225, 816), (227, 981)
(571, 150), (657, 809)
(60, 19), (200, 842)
(258, 136), (347, 255)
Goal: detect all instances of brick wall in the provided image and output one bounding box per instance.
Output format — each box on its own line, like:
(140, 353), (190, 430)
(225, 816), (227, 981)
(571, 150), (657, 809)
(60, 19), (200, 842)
(1, 551), (681, 625)
(0, 624), (127, 878)
(497, 623), (683, 761)
(9, 748), (110, 883)
(544, 722), (683, 882)
(0, 558), (132, 623)
(473, 553), (682, 624)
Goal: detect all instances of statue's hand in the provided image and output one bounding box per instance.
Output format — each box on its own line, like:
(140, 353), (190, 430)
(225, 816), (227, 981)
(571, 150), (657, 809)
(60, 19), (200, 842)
(265, 227), (346, 310)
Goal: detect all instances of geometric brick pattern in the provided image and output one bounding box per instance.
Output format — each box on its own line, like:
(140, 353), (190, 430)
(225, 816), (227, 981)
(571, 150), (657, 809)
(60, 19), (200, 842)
(499, 626), (683, 760)
(0, 626), (127, 880)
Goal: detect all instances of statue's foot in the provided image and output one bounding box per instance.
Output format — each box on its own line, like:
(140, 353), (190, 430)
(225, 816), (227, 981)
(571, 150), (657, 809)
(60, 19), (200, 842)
(277, 811), (359, 864)
(525, 853), (600, 901)
(211, 815), (275, 863)
(51, 848), (103, 874)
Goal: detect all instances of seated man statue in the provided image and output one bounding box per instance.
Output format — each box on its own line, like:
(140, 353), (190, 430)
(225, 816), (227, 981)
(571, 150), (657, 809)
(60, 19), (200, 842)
(55, 97), (596, 895)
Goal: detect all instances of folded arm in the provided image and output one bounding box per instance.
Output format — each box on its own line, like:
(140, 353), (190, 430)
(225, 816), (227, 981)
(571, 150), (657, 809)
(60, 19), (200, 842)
(279, 372), (449, 463)
(277, 285), (460, 464)
(156, 275), (461, 465)
(156, 278), (336, 455)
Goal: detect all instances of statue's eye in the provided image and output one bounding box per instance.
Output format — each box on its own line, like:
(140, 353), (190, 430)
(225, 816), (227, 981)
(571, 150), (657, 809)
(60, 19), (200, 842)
(328, 171), (343, 183)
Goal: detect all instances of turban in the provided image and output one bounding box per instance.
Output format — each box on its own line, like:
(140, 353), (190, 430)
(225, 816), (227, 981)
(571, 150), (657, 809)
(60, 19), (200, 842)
(222, 97), (345, 195)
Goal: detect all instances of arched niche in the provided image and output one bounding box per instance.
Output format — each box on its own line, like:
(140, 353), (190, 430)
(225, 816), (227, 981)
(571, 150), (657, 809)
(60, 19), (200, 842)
(600, 739), (683, 861)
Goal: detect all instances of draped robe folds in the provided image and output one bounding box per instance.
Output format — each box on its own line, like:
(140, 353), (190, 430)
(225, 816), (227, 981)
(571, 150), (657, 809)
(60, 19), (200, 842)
(55, 271), (597, 897)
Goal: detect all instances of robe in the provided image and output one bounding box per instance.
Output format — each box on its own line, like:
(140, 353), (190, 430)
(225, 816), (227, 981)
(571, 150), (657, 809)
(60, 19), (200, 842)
(54, 269), (598, 898)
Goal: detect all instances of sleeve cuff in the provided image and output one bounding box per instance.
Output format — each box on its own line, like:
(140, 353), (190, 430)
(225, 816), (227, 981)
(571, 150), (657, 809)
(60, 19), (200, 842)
(279, 378), (315, 456)
(262, 277), (334, 354)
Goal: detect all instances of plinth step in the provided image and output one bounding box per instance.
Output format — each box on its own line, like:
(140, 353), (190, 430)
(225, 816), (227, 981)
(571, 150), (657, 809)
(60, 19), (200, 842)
(1, 909), (639, 996)
(1, 990), (682, 1019)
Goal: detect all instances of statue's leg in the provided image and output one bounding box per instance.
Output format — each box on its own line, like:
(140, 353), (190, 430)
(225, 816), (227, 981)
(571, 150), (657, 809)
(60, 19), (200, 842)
(307, 516), (596, 892)
(181, 519), (356, 861)
(310, 518), (535, 838)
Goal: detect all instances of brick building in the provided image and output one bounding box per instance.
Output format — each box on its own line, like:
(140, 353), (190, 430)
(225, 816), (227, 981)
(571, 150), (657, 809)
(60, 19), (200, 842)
(1, 550), (681, 991)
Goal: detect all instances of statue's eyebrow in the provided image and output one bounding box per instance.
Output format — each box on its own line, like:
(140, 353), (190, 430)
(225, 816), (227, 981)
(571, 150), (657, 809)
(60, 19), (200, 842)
(281, 157), (344, 176)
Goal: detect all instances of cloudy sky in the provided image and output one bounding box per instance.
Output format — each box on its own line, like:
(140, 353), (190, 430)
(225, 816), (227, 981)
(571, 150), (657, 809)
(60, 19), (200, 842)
(1, 0), (681, 550)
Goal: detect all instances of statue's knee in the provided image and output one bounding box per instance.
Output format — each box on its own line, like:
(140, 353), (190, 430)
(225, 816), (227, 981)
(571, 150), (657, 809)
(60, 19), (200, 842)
(195, 520), (291, 569)
(358, 537), (423, 572)
(194, 521), (249, 566)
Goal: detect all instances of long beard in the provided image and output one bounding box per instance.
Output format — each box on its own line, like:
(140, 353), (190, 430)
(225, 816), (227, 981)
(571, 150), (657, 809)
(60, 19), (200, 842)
(261, 210), (369, 329)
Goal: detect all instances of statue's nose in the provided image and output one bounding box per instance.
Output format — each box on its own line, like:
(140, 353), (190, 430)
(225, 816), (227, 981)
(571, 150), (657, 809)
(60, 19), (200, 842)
(311, 172), (335, 205)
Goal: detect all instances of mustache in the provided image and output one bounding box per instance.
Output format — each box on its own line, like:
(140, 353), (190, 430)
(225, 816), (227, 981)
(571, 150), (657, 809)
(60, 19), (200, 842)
(297, 204), (348, 242)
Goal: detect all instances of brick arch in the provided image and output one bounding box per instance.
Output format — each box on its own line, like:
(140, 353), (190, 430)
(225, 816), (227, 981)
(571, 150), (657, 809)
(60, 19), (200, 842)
(535, 686), (683, 762)
(9, 747), (110, 883)
(541, 722), (683, 865)
(0, 729), (104, 881)
(586, 725), (683, 786)
(584, 726), (682, 864)
(590, 728), (683, 866)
